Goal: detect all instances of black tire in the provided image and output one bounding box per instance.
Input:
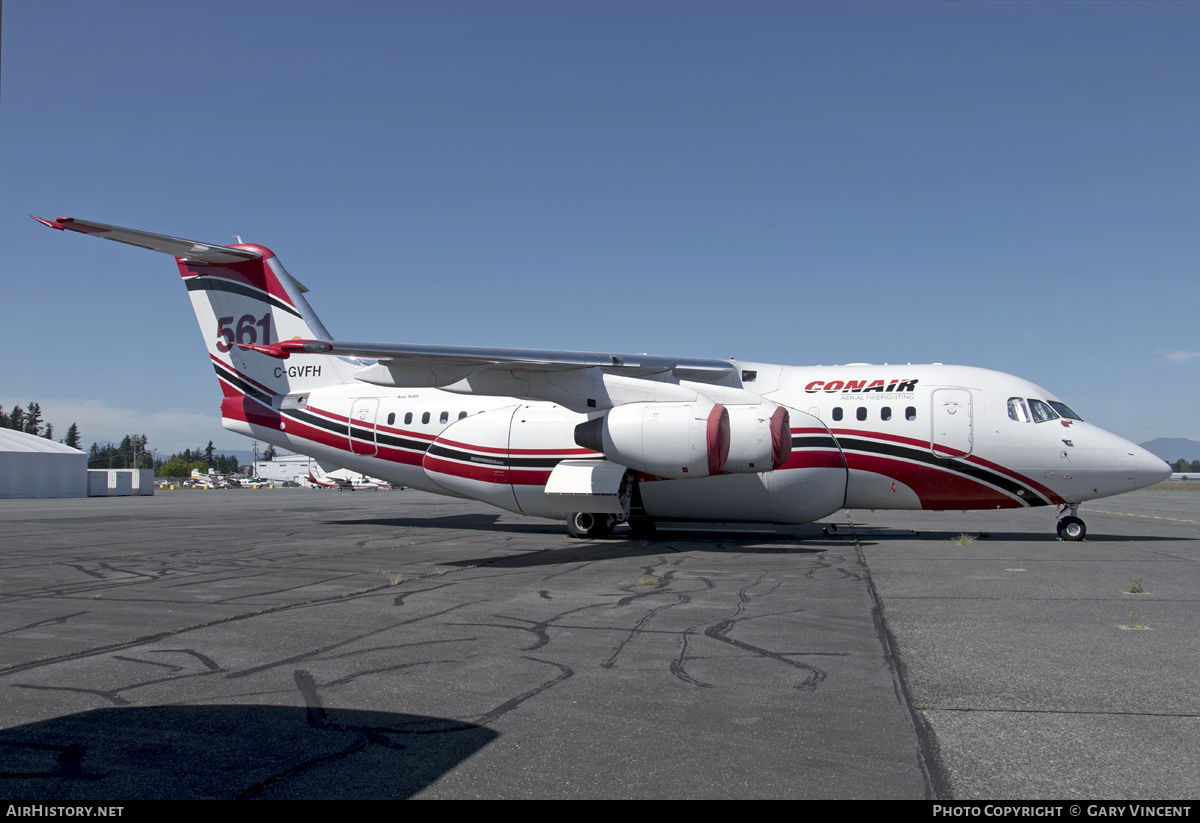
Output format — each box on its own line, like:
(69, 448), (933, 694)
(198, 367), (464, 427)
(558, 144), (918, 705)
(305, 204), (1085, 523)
(1057, 516), (1086, 541)
(567, 512), (614, 539)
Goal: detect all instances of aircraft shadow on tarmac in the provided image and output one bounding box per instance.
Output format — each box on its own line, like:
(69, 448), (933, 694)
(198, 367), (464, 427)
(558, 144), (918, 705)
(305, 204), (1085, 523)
(0, 705), (496, 800)
(325, 513), (564, 535)
(841, 527), (1192, 544)
(443, 537), (833, 569)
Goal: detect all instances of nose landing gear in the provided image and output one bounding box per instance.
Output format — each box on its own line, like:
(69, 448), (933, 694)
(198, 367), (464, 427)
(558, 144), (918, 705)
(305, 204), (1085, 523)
(1057, 504), (1087, 541)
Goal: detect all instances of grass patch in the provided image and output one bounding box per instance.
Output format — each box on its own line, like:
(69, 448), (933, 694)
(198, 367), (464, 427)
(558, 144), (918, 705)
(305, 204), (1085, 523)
(374, 569), (405, 586)
(952, 533), (977, 546)
(1124, 577), (1146, 594)
(1126, 612), (1148, 629)
(636, 577), (663, 586)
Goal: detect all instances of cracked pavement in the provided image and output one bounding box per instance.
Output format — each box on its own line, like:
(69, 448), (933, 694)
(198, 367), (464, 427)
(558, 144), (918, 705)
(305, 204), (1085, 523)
(0, 487), (1194, 798)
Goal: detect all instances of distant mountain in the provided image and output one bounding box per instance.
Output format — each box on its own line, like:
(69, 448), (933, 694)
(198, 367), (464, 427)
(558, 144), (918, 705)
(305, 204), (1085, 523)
(1139, 438), (1200, 462)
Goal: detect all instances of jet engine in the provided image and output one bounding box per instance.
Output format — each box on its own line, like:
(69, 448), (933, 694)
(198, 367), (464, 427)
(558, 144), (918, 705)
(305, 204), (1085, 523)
(573, 401), (730, 480)
(722, 403), (791, 473)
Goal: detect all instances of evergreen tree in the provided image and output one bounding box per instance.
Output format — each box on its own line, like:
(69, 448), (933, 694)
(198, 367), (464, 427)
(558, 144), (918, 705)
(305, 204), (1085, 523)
(24, 402), (43, 436)
(0, 405), (6, 428)
(204, 440), (216, 465)
(63, 423), (81, 450)
(43, 423), (54, 440)
(9, 405), (24, 432)
(263, 443), (277, 461)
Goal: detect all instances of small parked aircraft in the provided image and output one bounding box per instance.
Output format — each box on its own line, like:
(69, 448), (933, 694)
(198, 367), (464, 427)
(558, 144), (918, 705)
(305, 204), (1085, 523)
(36, 216), (1170, 539)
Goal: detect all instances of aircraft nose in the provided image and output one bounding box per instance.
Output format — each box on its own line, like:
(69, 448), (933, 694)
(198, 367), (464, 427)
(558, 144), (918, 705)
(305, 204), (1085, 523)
(1128, 443), (1172, 491)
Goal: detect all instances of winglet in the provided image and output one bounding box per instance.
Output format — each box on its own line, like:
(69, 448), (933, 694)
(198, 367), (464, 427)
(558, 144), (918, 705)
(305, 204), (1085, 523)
(31, 215), (66, 230)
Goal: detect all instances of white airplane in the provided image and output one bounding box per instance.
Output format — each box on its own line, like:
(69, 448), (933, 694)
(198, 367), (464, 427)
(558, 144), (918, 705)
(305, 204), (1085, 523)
(305, 467), (389, 491)
(36, 216), (1171, 541)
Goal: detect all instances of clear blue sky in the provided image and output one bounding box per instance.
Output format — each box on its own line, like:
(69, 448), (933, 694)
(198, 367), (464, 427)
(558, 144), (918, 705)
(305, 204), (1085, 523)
(3, 0), (1198, 454)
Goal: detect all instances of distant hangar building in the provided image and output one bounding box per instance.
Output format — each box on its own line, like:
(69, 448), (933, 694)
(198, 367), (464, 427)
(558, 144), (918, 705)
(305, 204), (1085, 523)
(0, 429), (87, 498)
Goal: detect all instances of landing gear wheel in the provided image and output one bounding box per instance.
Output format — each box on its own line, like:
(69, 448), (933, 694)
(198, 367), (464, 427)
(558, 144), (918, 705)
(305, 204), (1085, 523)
(567, 512), (615, 539)
(1057, 516), (1086, 542)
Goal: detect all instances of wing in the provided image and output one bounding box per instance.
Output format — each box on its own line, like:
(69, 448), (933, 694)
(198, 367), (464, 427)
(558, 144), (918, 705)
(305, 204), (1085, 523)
(262, 339), (735, 381)
(255, 338), (743, 412)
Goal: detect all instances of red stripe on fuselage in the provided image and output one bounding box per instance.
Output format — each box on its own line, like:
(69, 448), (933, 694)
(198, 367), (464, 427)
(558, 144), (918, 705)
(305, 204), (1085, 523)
(846, 452), (1025, 509)
(823, 426), (1062, 505)
(432, 435), (597, 457)
(211, 354), (278, 397)
(422, 455), (551, 487)
(963, 453), (1065, 505)
(220, 394), (282, 431)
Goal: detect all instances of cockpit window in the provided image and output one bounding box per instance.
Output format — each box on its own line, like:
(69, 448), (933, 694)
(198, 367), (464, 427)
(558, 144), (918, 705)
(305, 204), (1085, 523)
(1048, 401), (1082, 421)
(1007, 397), (1030, 423)
(1028, 399), (1060, 423)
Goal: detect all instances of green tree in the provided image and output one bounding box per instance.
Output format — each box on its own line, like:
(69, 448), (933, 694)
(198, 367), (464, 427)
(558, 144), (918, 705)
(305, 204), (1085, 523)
(62, 423), (81, 450)
(9, 405), (25, 432)
(24, 402), (43, 436)
(159, 457), (193, 479)
(43, 422), (54, 440)
(204, 440), (216, 465)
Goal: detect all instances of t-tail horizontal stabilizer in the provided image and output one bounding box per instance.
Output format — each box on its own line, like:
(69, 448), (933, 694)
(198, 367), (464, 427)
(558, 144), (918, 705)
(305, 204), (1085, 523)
(31, 216), (261, 265)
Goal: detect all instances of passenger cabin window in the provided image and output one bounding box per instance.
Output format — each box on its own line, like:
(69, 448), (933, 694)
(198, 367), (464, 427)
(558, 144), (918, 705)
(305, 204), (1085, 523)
(832, 407), (843, 422)
(387, 412), (395, 426)
(404, 412), (413, 425)
(1008, 397), (1030, 423)
(440, 411), (449, 424)
(421, 412), (430, 425)
(905, 406), (916, 421)
(856, 407), (867, 421)
(881, 407), (892, 422)
(1028, 399), (1059, 423)
(458, 411), (468, 420)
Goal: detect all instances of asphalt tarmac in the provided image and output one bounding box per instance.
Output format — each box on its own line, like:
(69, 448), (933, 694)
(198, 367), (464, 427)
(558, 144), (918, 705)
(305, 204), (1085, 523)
(0, 487), (1195, 799)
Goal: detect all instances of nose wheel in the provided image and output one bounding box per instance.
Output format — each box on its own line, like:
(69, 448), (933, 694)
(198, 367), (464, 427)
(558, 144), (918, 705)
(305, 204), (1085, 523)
(1056, 504), (1087, 541)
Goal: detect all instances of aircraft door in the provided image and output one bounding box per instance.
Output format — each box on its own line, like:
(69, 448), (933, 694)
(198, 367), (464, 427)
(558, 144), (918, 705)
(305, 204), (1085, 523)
(931, 389), (972, 458)
(349, 398), (379, 456)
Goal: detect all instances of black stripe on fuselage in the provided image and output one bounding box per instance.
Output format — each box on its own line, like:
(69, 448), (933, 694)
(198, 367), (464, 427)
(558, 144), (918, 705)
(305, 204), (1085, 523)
(213, 363), (273, 405)
(425, 443), (562, 469)
(186, 276), (303, 318)
(833, 434), (1049, 507)
(287, 407), (349, 437)
(291, 409), (434, 454)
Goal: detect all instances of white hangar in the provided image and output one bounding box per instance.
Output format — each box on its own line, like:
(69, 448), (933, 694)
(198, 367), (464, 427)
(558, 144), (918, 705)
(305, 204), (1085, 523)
(0, 429), (87, 498)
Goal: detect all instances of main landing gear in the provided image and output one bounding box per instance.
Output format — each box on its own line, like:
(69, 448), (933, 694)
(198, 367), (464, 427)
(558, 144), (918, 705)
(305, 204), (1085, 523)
(567, 512), (617, 539)
(1056, 504), (1087, 541)
(567, 470), (644, 539)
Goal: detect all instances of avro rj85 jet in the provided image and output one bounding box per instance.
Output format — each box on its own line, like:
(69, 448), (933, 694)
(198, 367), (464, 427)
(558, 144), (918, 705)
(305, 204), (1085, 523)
(36, 216), (1170, 540)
